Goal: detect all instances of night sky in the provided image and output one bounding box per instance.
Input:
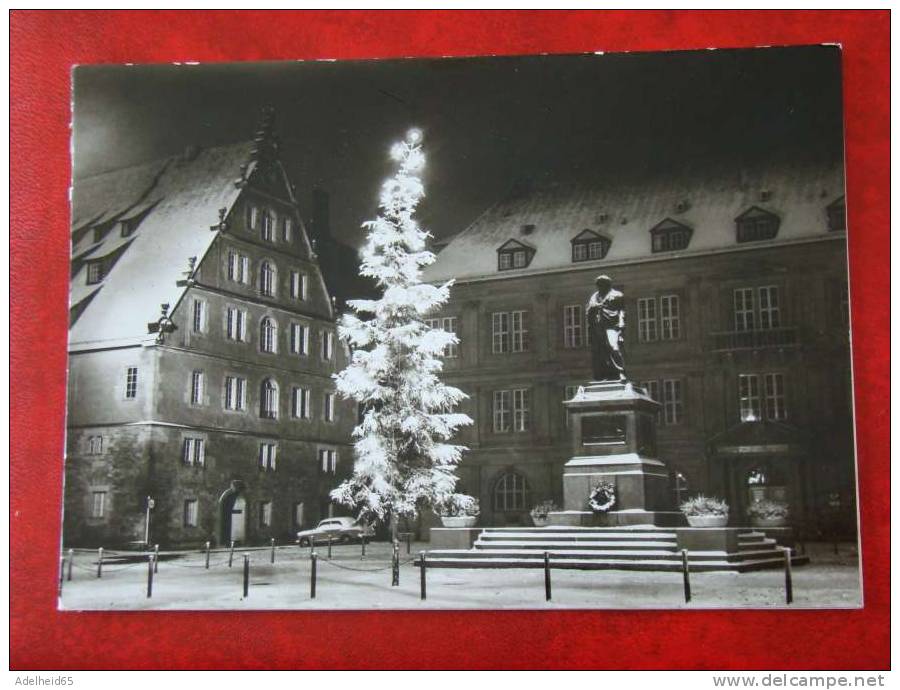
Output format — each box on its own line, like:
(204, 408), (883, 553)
(73, 45), (843, 247)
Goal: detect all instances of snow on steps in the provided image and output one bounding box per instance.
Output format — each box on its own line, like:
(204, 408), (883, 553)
(423, 526), (807, 572)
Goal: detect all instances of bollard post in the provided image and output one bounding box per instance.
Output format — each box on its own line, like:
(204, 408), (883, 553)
(361, 534), (367, 560)
(391, 540), (400, 587)
(681, 549), (692, 603)
(406, 532), (411, 555)
(67, 549), (74, 581)
(154, 544), (160, 573)
(147, 554), (154, 598)
(242, 554), (250, 598)
(97, 547), (104, 579)
(544, 552), (552, 601)
(419, 551), (427, 600)
(205, 541), (211, 570)
(228, 541), (235, 568)
(58, 557), (65, 596)
(783, 547), (794, 605)
(270, 538), (276, 564)
(310, 551), (317, 599)
(327, 537), (332, 560)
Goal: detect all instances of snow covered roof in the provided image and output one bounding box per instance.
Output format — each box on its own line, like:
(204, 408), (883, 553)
(424, 161), (846, 283)
(69, 142), (258, 350)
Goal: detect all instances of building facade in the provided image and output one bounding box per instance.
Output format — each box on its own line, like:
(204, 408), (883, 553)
(64, 116), (355, 548)
(424, 163), (856, 534)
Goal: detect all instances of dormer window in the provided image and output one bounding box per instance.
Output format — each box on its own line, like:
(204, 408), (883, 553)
(570, 229), (611, 263)
(650, 218), (693, 253)
(497, 239), (535, 271)
(827, 196), (846, 232)
(735, 207), (780, 244)
(85, 259), (107, 285)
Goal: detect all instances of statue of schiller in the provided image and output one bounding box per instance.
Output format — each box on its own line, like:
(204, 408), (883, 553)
(586, 274), (626, 382)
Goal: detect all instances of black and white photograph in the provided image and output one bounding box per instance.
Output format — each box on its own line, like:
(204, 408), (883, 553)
(60, 45), (861, 610)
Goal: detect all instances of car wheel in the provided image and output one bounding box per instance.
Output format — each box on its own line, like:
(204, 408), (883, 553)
(340, 535), (351, 544)
(299, 537), (310, 547)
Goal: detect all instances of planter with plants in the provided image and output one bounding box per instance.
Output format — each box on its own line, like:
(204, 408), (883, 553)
(680, 495), (729, 528)
(437, 496), (480, 528)
(746, 498), (789, 527)
(529, 500), (558, 527)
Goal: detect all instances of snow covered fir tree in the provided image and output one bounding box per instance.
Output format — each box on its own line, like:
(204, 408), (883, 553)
(330, 128), (474, 544)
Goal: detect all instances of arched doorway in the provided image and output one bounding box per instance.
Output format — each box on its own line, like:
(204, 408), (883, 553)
(491, 470), (530, 526)
(219, 483), (247, 544)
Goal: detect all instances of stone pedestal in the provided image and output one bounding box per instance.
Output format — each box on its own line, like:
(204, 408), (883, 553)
(547, 380), (686, 527)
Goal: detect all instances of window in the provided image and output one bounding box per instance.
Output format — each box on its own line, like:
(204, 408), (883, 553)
(662, 379), (683, 425)
(290, 271), (307, 300)
(659, 295), (681, 340)
(764, 373), (787, 421)
(637, 298), (658, 342)
(321, 331), (334, 360)
(492, 311), (528, 353)
(291, 387), (311, 419)
(192, 299), (206, 334)
(639, 380), (662, 422)
(290, 323), (309, 355)
(260, 317), (278, 354)
(497, 240), (534, 271)
(735, 207), (780, 243)
(425, 317), (459, 358)
(571, 230), (611, 262)
(120, 218), (138, 238)
(738, 374), (762, 422)
(493, 389), (529, 433)
(827, 197), (846, 232)
(224, 376), (246, 411)
(733, 286), (781, 331)
(260, 379), (278, 419)
(319, 449), (338, 474)
(282, 216), (293, 243)
(563, 305), (584, 349)
(124, 367), (138, 399)
(259, 501), (273, 527)
(85, 259), (107, 285)
(182, 437), (205, 467)
(324, 392), (335, 422)
(87, 435), (103, 455)
(493, 472), (529, 512)
(190, 370), (204, 405)
(650, 219), (693, 253)
(758, 286), (781, 330)
(261, 211), (274, 242)
(183, 499), (198, 528)
(258, 443), (277, 472)
(90, 491), (107, 519)
(226, 307), (247, 341)
(93, 226), (107, 244)
(246, 204), (259, 231)
(227, 250), (250, 284)
(259, 261), (276, 297)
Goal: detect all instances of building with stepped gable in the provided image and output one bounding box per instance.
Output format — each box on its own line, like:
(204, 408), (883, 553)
(65, 114), (356, 548)
(423, 161), (856, 536)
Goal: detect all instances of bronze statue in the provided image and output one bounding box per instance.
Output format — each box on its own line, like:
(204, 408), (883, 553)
(586, 274), (626, 382)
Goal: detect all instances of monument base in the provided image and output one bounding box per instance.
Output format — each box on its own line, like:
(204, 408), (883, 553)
(547, 509), (686, 527)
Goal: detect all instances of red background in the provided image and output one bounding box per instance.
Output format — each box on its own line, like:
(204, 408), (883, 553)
(10, 10), (890, 670)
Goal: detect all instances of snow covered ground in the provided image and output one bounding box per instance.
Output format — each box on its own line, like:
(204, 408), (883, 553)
(58, 541), (861, 611)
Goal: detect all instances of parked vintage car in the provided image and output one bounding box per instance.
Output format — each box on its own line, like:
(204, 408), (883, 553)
(296, 517), (375, 546)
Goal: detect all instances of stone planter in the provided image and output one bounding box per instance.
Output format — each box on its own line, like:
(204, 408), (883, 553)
(531, 516), (550, 527)
(441, 516), (477, 528)
(751, 516), (788, 528)
(685, 515), (728, 528)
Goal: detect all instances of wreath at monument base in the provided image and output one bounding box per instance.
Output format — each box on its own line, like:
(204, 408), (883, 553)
(589, 481), (617, 513)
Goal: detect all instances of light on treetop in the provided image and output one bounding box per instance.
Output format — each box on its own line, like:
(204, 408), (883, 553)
(406, 128), (423, 144)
